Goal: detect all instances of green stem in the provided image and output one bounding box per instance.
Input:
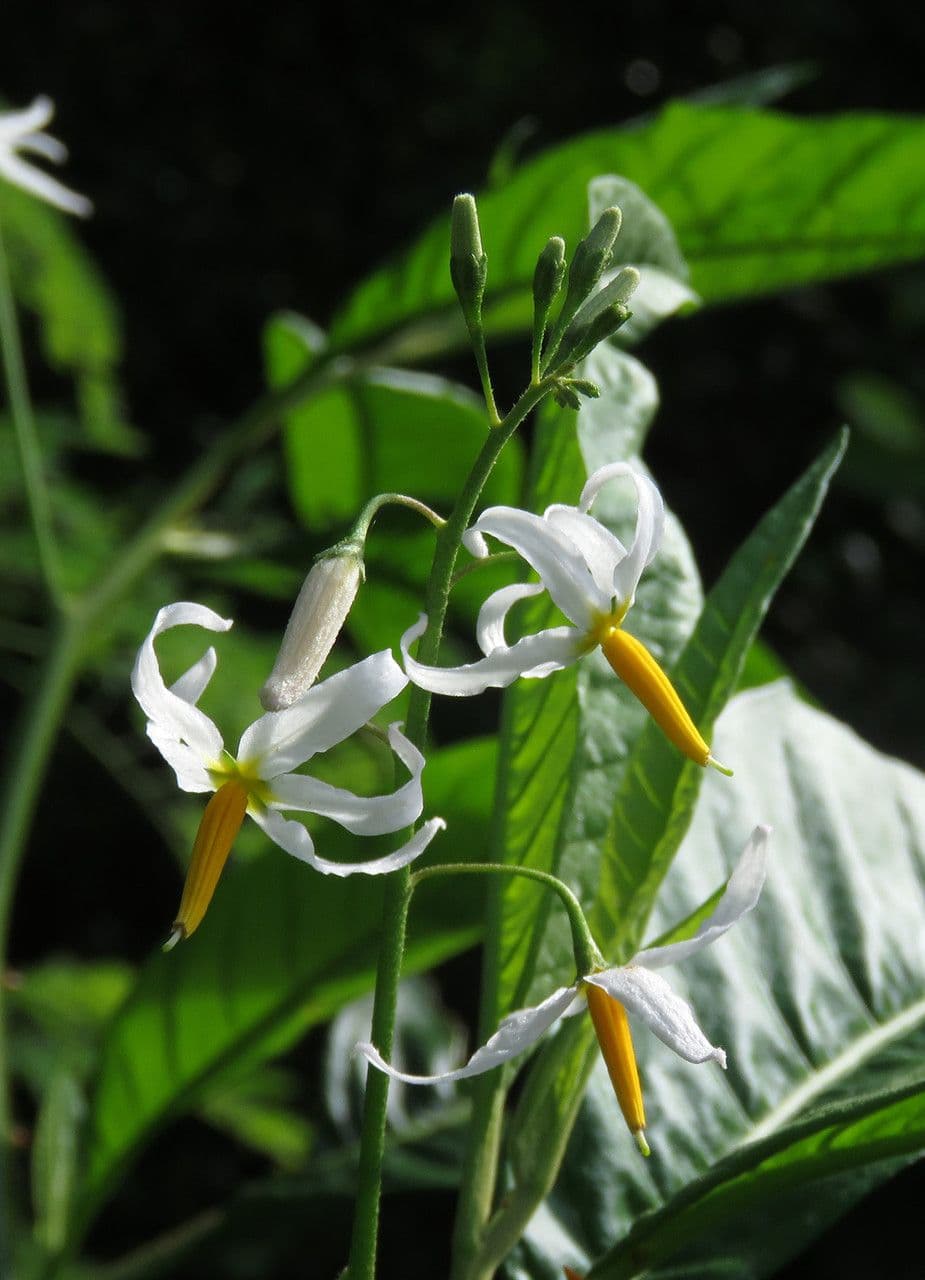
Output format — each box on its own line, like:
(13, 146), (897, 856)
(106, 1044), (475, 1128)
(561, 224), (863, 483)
(0, 620), (84, 1276)
(411, 863), (598, 976)
(351, 492), (446, 543)
(345, 376), (553, 1280)
(0, 217), (65, 607)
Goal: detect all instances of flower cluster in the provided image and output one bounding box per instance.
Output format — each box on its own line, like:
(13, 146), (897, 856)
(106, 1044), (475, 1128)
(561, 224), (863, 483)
(132, 455), (769, 1153)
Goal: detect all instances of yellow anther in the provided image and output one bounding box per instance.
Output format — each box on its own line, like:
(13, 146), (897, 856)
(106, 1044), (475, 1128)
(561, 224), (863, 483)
(166, 780), (249, 947)
(599, 627), (718, 770)
(585, 983), (647, 1149)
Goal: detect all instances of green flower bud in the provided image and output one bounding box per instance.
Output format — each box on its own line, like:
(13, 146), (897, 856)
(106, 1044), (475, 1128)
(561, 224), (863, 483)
(450, 193), (488, 323)
(532, 235), (566, 319)
(552, 267), (640, 369)
(561, 206), (623, 315)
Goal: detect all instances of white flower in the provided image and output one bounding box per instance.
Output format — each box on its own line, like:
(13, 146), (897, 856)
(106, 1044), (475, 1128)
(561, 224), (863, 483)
(132, 602), (444, 945)
(401, 462), (728, 772)
(0, 96), (92, 217)
(359, 825), (770, 1152)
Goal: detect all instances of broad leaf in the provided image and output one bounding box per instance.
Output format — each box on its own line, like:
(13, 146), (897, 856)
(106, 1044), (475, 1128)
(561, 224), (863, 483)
(331, 104), (925, 351)
(511, 682), (925, 1278)
(77, 736), (496, 1237)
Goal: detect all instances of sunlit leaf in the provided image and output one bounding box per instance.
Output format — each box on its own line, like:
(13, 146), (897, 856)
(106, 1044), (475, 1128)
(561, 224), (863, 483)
(511, 682), (925, 1278)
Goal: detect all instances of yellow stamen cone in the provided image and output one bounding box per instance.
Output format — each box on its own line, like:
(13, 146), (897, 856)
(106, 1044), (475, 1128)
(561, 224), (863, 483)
(585, 984), (648, 1153)
(600, 627), (730, 772)
(165, 780), (249, 948)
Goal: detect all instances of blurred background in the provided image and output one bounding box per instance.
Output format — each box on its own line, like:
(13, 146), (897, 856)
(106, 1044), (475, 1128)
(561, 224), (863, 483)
(3, 1), (924, 1276)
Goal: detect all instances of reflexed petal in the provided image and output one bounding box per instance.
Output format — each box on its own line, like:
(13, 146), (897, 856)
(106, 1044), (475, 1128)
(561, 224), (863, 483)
(146, 727), (213, 793)
(0, 152), (93, 217)
(253, 808), (445, 876)
(543, 504), (627, 599)
(578, 464), (664, 608)
(462, 527), (491, 560)
(170, 647), (218, 705)
(240, 649), (407, 778)
(585, 967), (726, 1066)
(132, 602), (230, 767)
(401, 614), (581, 696)
(17, 131), (68, 163)
(357, 984), (581, 1084)
(476, 582), (544, 655)
(0, 96), (54, 140)
(636, 825), (770, 969)
(269, 722), (426, 835)
(470, 506), (608, 627)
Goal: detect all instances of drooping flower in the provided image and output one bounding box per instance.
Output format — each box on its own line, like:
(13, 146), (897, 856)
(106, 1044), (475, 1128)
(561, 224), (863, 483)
(401, 463), (729, 772)
(0, 96), (92, 216)
(359, 825), (770, 1152)
(132, 602), (444, 946)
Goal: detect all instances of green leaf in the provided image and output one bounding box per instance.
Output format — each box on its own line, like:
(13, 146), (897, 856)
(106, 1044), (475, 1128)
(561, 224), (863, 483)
(593, 430), (848, 957)
(331, 104), (925, 351)
(31, 1070), (85, 1254)
(198, 1066), (314, 1171)
(511, 682), (925, 1279)
(77, 736), (495, 1238)
(0, 184), (135, 453)
(265, 314), (523, 531)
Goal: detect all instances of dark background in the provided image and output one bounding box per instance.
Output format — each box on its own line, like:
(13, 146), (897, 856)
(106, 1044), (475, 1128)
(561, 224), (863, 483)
(4, 2), (924, 1277)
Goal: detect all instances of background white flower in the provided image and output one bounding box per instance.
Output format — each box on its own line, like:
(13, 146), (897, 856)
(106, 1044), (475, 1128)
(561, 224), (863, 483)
(132, 602), (444, 943)
(0, 95), (92, 216)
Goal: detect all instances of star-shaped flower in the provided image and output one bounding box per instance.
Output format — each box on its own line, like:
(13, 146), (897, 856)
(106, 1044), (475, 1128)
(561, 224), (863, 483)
(132, 602), (443, 945)
(0, 95), (92, 217)
(359, 825), (769, 1152)
(401, 463), (728, 772)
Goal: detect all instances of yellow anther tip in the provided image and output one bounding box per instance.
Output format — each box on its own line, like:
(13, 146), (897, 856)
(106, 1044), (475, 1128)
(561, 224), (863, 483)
(162, 924), (185, 953)
(707, 755), (733, 777)
(634, 1129), (651, 1158)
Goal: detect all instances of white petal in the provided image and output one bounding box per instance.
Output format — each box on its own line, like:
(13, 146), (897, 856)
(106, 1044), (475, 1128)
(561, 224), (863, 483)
(17, 131), (69, 163)
(543, 504), (627, 600)
(146, 726), (213, 793)
(240, 649), (407, 778)
(269, 722), (425, 835)
(253, 808), (445, 876)
(401, 613), (581, 696)
(585, 967), (726, 1066)
(0, 97), (55, 141)
(578, 464), (665, 608)
(471, 506), (608, 627)
(476, 582), (544, 655)
(636, 825), (771, 970)
(0, 152), (93, 216)
(357, 984), (581, 1085)
(169, 647), (218, 705)
(131, 602), (230, 768)
(462, 527), (491, 559)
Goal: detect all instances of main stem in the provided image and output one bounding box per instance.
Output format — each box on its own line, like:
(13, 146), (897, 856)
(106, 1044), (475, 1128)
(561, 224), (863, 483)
(345, 378), (551, 1280)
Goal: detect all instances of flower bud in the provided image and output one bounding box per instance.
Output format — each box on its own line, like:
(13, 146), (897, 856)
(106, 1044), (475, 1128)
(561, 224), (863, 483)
(260, 545), (363, 710)
(560, 206), (622, 318)
(553, 266), (640, 368)
(450, 193), (488, 325)
(532, 235), (566, 321)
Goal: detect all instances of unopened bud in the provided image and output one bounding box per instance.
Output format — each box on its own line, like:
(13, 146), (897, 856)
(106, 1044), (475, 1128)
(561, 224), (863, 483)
(260, 545), (363, 710)
(552, 268), (640, 369)
(561, 206), (622, 316)
(532, 236), (566, 320)
(450, 193), (488, 325)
